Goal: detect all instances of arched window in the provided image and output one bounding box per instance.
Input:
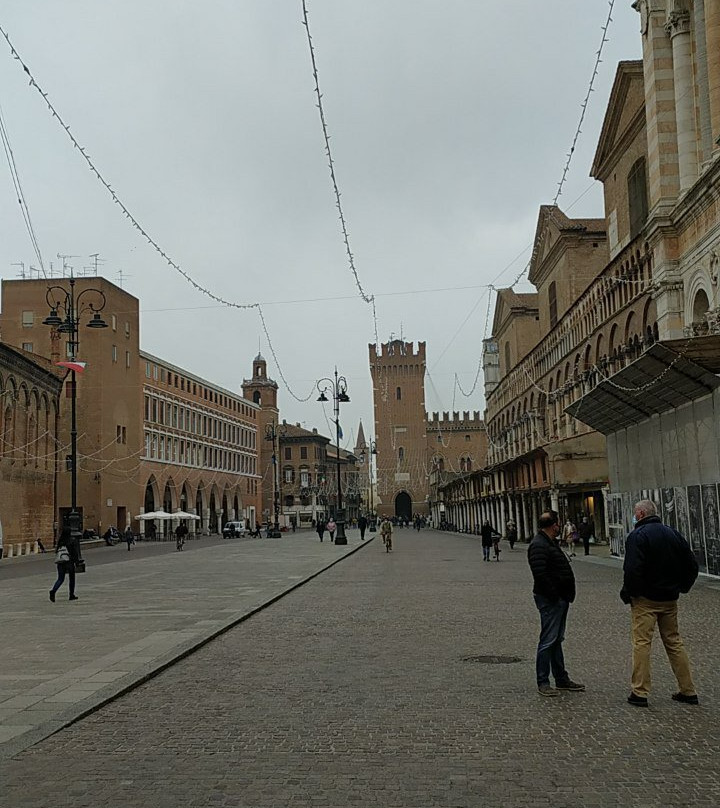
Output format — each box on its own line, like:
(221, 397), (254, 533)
(549, 281), (558, 328)
(692, 289), (710, 329)
(398, 447), (404, 461)
(396, 386), (402, 400)
(628, 158), (649, 239)
(252, 390), (261, 404)
(465, 457), (472, 472)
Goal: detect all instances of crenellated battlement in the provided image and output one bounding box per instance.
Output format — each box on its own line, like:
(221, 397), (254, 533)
(426, 410), (485, 428)
(369, 340), (426, 363)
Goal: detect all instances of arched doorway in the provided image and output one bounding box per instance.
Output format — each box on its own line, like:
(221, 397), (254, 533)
(209, 489), (218, 533)
(144, 478), (157, 539)
(395, 491), (412, 520)
(196, 484), (205, 533)
(162, 481), (174, 537)
(221, 491), (229, 529)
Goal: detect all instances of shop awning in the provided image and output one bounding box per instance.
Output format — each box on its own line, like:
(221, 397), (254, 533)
(565, 338), (720, 435)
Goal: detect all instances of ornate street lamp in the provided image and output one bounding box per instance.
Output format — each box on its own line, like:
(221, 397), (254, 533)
(317, 369), (350, 545)
(43, 274), (108, 565)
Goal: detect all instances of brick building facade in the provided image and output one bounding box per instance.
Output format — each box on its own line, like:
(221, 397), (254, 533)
(0, 276), (261, 539)
(0, 344), (62, 551)
(370, 339), (488, 519)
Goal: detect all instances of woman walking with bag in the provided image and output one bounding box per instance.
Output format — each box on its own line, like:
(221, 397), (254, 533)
(49, 527), (78, 602)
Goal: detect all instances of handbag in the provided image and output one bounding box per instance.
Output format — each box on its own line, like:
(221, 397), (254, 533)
(55, 546), (70, 564)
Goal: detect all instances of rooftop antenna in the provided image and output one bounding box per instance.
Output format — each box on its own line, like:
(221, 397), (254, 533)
(11, 261), (26, 279)
(116, 269), (132, 288)
(88, 253), (103, 276)
(57, 253), (80, 277)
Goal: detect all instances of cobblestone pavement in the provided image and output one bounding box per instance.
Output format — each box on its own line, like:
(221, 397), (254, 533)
(3, 530), (720, 807)
(0, 530), (366, 755)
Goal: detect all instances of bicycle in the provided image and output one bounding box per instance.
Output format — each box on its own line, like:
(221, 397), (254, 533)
(385, 533), (392, 552)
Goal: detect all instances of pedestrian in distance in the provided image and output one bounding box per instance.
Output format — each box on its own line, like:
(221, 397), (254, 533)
(326, 518), (337, 542)
(175, 522), (188, 551)
(358, 514), (367, 541)
(316, 520), (326, 542)
(506, 520), (518, 550)
(125, 525), (135, 551)
(380, 518), (392, 553)
(380, 518), (393, 552)
(621, 499), (699, 708)
(527, 510), (585, 697)
(480, 520), (500, 562)
(577, 516), (593, 556)
(49, 526), (79, 602)
(562, 518), (577, 558)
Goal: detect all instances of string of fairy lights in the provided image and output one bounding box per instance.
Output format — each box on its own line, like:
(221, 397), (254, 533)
(0, 1), (662, 494)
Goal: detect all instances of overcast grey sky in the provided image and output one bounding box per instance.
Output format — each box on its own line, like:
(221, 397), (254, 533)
(0, 1), (641, 447)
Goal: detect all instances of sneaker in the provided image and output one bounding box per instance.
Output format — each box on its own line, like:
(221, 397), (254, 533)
(49, 590), (55, 603)
(671, 692), (699, 705)
(627, 692), (648, 707)
(538, 684), (559, 697)
(556, 680), (586, 692)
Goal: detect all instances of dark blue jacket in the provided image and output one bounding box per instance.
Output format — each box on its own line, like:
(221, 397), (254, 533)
(528, 531), (576, 603)
(621, 515), (698, 602)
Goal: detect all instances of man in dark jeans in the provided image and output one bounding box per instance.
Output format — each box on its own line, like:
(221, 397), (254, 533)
(577, 517), (593, 556)
(528, 510), (585, 697)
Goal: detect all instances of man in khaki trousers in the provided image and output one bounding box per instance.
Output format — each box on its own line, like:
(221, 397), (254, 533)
(621, 499), (699, 708)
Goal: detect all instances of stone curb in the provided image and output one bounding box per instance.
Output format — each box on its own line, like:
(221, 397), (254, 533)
(0, 536), (374, 761)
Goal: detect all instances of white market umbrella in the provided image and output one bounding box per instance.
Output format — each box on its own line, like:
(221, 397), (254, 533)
(135, 511), (173, 520)
(174, 511), (200, 521)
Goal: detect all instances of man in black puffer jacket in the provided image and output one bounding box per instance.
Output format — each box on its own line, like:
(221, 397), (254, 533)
(527, 510), (585, 697)
(621, 499), (699, 708)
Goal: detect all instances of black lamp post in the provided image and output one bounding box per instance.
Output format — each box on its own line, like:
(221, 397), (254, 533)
(264, 421), (283, 538)
(368, 439), (377, 531)
(43, 274), (108, 563)
(317, 369), (350, 545)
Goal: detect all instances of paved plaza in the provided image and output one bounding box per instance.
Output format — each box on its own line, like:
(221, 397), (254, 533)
(2, 529), (720, 807)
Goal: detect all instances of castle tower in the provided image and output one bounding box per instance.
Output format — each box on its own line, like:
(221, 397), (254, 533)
(242, 354), (279, 524)
(369, 340), (429, 518)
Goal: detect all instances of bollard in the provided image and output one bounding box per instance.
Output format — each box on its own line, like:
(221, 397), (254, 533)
(24, 542), (31, 555)
(32, 541), (39, 554)
(6, 543), (13, 558)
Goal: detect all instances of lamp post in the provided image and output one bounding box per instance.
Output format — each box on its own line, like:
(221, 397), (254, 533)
(264, 421), (283, 538)
(369, 439), (377, 531)
(43, 274), (108, 563)
(317, 369), (350, 545)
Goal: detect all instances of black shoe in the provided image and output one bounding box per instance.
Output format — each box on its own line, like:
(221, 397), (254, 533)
(69, 595), (79, 601)
(671, 692), (699, 705)
(627, 692), (648, 707)
(49, 590), (55, 603)
(556, 680), (585, 692)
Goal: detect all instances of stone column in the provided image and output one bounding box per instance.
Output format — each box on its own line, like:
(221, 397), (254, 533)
(667, 7), (698, 190)
(706, 0), (720, 151)
(532, 496), (541, 535)
(550, 488), (560, 513)
(634, 0), (680, 206)
(694, 0), (714, 162)
(513, 495), (522, 538)
(499, 495), (507, 536)
(522, 494), (531, 541)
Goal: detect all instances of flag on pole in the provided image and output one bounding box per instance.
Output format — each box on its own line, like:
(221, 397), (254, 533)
(338, 424), (343, 440)
(56, 360), (87, 374)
